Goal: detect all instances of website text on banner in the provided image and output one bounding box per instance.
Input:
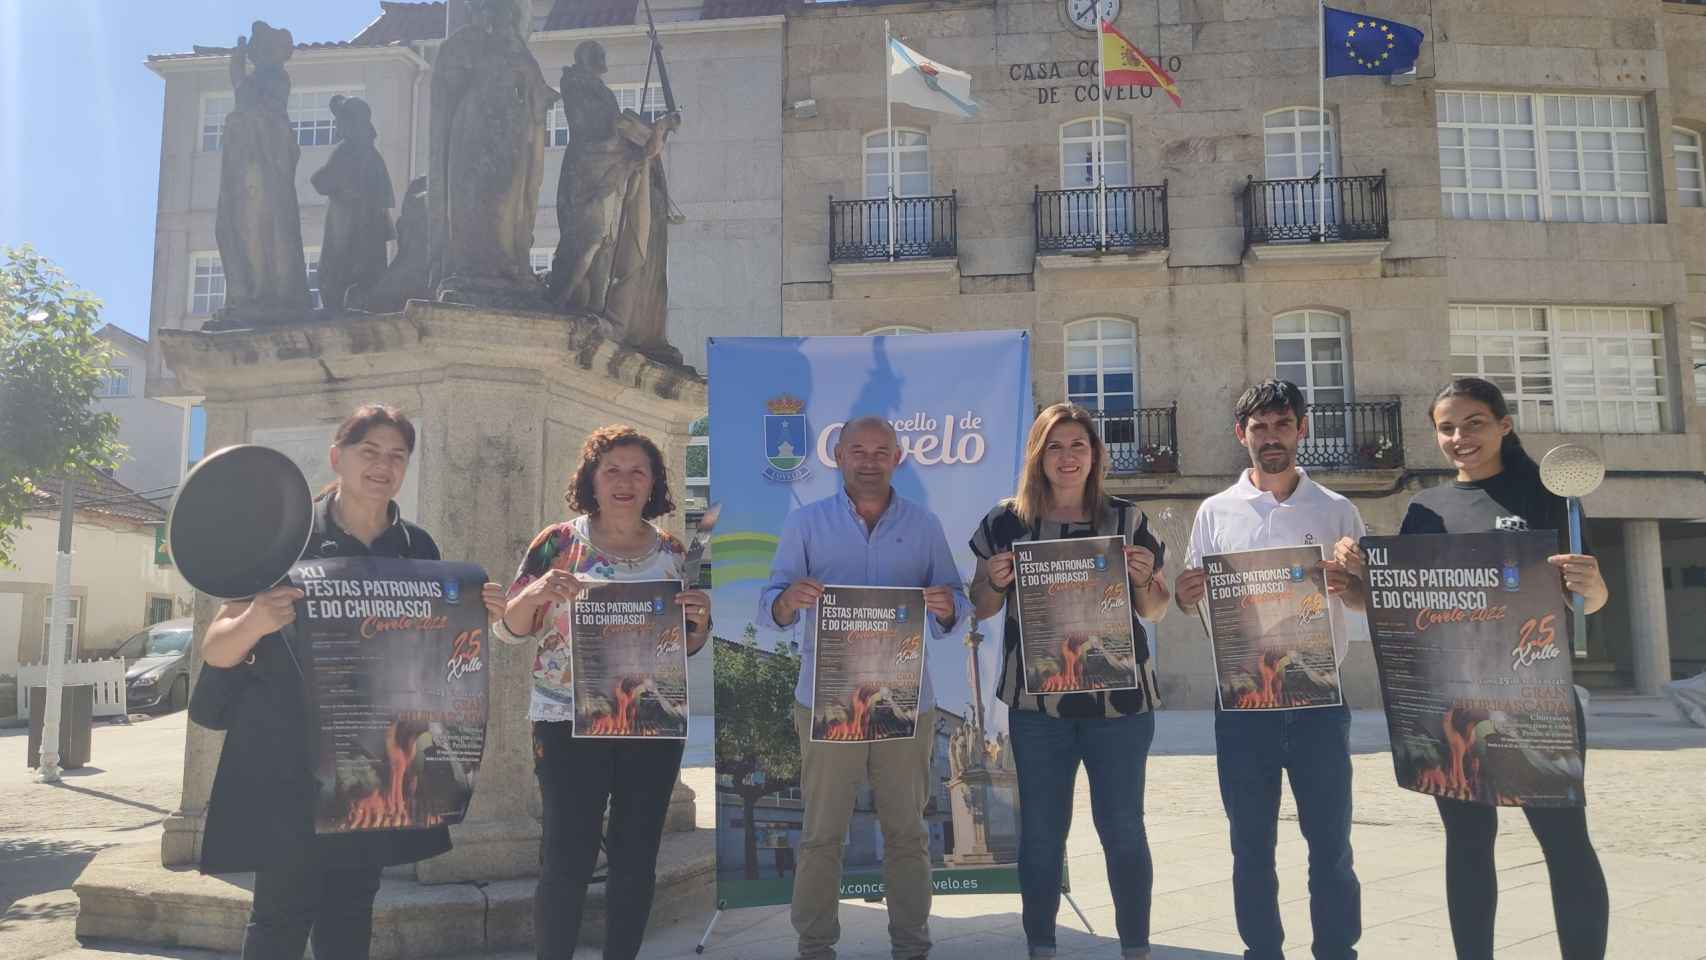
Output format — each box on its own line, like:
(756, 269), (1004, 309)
(708, 332), (1030, 909)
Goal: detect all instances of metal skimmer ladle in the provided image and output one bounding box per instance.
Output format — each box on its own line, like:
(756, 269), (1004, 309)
(1540, 444), (1605, 650)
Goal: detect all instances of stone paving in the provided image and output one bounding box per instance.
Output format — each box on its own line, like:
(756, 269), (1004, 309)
(4, 698), (1704, 960)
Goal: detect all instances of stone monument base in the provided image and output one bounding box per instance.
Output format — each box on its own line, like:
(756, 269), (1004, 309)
(74, 827), (715, 958)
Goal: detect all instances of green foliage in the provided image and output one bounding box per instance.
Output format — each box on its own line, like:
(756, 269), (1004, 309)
(713, 632), (802, 791)
(0, 246), (120, 566)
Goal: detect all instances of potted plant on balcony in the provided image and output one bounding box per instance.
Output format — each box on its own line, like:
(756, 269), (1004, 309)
(1356, 437), (1399, 469)
(1137, 443), (1177, 474)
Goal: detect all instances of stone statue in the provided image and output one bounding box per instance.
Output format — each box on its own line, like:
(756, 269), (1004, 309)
(549, 40), (682, 363)
(349, 177), (427, 314)
(209, 21), (311, 330)
(310, 96), (393, 314)
(428, 0), (557, 309)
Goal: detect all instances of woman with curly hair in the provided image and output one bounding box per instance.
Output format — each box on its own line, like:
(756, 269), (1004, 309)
(492, 425), (711, 960)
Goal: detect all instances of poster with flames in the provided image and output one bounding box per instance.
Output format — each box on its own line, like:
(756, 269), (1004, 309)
(1363, 531), (1583, 807)
(569, 579), (690, 739)
(810, 586), (926, 743)
(1014, 536), (1139, 695)
(288, 557), (489, 834)
(1204, 545), (1343, 711)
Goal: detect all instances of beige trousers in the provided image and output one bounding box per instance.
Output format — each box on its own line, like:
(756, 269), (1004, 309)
(791, 702), (936, 960)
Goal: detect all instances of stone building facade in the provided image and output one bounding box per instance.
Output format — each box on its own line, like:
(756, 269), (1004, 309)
(779, 0), (1706, 703)
(144, 0), (1706, 706)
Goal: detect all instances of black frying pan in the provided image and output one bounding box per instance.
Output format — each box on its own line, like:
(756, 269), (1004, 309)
(167, 444), (314, 600)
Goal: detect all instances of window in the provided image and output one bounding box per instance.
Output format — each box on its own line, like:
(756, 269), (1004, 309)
(201, 93), (234, 151)
(1275, 310), (1350, 448)
(1065, 318), (1136, 414)
(546, 82), (668, 146)
(1264, 108), (1337, 180)
(305, 249), (322, 310)
(1677, 127), (1705, 208)
(187, 403), (206, 467)
(530, 248), (553, 277)
(1059, 118), (1131, 235)
(41, 596), (82, 657)
(190, 254), (225, 315)
(864, 129), (930, 199)
(146, 597), (176, 626)
(96, 366), (132, 399)
(290, 89), (361, 147)
(1451, 304), (1666, 433)
(1437, 92), (1653, 223)
(864, 325), (927, 336)
(1691, 321), (1706, 405)
(1262, 108), (1338, 231)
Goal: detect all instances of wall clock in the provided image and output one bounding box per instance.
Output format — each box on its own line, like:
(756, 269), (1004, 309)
(1066, 0), (1119, 32)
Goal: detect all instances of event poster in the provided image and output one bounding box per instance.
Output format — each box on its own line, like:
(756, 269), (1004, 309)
(709, 333), (1029, 908)
(1013, 536), (1139, 695)
(569, 579), (690, 739)
(1203, 546), (1343, 710)
(1363, 531), (1583, 807)
(287, 557), (489, 834)
(810, 586), (926, 742)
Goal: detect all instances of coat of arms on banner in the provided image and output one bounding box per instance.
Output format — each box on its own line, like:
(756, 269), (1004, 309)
(763, 395), (811, 482)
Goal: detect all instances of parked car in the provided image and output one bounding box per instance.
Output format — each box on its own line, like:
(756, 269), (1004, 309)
(114, 617), (193, 713)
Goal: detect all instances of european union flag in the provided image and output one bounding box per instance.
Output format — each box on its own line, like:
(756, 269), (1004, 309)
(1323, 6), (1424, 77)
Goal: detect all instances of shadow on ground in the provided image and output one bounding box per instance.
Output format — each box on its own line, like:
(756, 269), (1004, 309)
(0, 836), (103, 916)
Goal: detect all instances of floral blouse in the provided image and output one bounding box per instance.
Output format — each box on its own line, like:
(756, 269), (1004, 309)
(493, 515), (688, 722)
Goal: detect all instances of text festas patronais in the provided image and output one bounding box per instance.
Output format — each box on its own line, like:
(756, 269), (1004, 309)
(301, 577), (440, 619)
(1366, 563), (1502, 611)
(1208, 567), (1294, 601)
(822, 594), (899, 634)
(1019, 554), (1098, 587)
(574, 600), (655, 626)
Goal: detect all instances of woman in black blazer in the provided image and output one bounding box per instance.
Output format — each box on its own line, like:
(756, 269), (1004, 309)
(192, 404), (504, 960)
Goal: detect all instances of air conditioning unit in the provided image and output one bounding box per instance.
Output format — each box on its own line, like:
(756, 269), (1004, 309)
(792, 98), (819, 119)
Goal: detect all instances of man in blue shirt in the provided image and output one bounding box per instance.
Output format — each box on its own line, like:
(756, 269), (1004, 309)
(759, 415), (971, 960)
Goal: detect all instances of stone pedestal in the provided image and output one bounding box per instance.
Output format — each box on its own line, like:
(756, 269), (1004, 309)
(87, 302), (712, 953)
(944, 767), (1019, 867)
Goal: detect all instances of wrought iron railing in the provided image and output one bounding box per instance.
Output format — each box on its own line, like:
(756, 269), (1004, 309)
(1091, 404), (1179, 476)
(1295, 400), (1404, 470)
(1242, 172), (1389, 244)
(829, 193), (957, 262)
(1035, 182), (1169, 253)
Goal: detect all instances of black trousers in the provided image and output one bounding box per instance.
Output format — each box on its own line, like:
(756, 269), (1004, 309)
(241, 859), (383, 960)
(533, 719), (686, 960)
(1435, 700), (1608, 960)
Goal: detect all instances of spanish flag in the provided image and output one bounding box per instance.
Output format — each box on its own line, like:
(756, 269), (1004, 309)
(1099, 21), (1182, 107)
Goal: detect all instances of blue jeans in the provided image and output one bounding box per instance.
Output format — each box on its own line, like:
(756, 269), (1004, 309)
(1214, 704), (1359, 960)
(1010, 708), (1156, 952)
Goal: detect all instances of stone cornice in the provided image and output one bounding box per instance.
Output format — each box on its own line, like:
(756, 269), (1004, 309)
(158, 301), (705, 409)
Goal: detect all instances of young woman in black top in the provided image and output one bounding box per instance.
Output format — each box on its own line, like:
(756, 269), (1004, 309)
(1338, 378), (1609, 960)
(193, 405), (506, 960)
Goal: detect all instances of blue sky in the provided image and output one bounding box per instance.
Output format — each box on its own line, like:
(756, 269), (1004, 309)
(0, 1), (380, 340)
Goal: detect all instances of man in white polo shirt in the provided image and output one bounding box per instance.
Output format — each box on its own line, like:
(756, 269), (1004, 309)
(1173, 380), (1367, 960)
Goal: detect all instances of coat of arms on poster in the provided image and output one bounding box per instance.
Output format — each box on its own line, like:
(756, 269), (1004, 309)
(763, 395), (810, 483)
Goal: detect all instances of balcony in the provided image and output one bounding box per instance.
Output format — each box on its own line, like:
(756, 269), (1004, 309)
(829, 193), (957, 263)
(1242, 173), (1389, 263)
(1035, 183), (1169, 254)
(1295, 400), (1405, 471)
(1092, 404), (1179, 477)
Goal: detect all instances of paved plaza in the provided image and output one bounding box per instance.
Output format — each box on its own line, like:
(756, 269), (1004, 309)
(4, 699), (1704, 960)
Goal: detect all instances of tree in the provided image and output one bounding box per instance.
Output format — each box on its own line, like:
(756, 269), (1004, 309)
(0, 246), (120, 567)
(713, 632), (802, 880)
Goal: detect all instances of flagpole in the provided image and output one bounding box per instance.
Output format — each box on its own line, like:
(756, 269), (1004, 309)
(1316, 0), (1326, 240)
(885, 20), (897, 260)
(1096, 15), (1108, 250)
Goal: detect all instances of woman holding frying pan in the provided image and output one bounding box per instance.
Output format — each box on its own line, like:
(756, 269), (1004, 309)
(1336, 378), (1609, 960)
(190, 404), (506, 960)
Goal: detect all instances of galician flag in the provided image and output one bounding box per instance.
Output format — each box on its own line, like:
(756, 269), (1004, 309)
(1099, 20), (1182, 107)
(888, 38), (979, 118)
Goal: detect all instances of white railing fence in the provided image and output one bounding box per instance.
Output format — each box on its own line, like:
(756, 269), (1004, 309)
(17, 657), (129, 719)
